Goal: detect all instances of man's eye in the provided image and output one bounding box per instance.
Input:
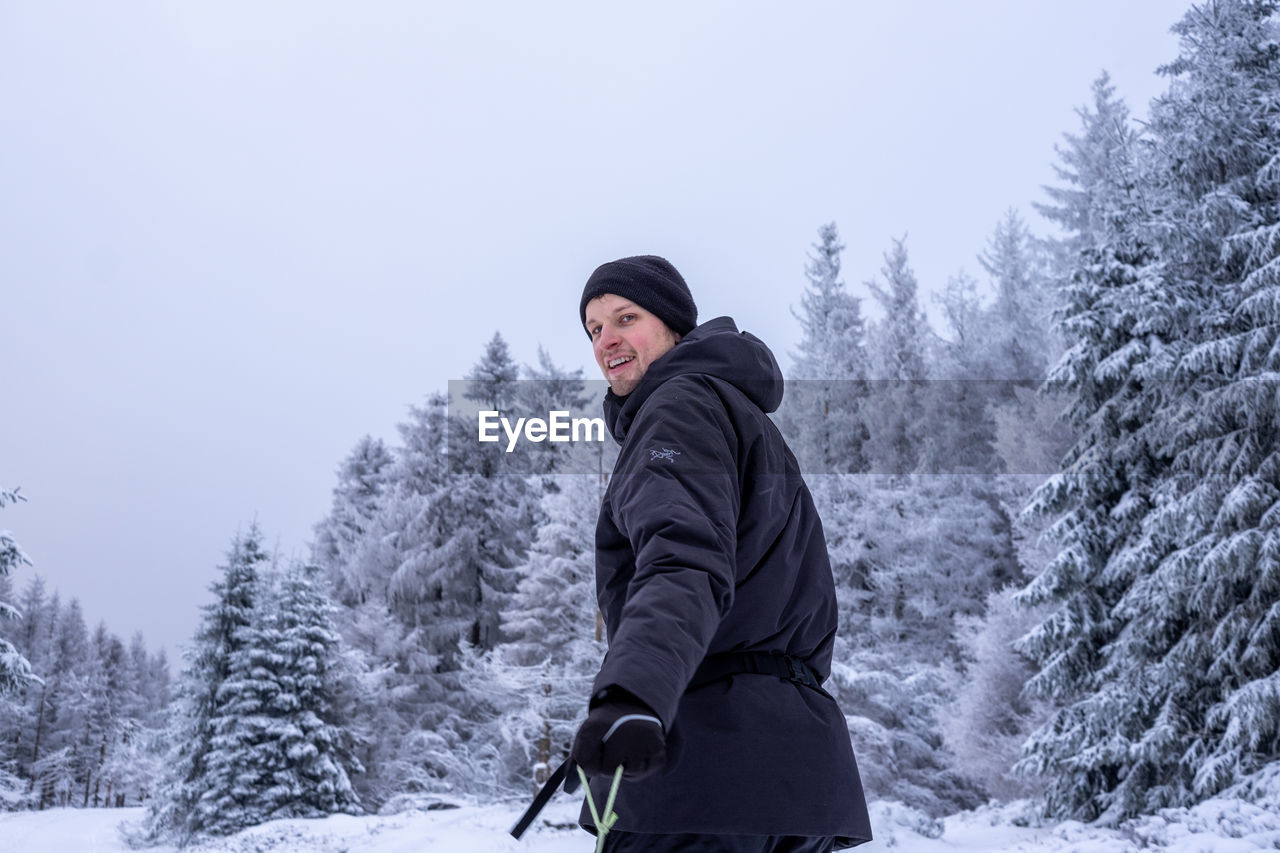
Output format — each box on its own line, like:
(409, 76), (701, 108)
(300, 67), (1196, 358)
(589, 326), (601, 337)
(620, 314), (636, 323)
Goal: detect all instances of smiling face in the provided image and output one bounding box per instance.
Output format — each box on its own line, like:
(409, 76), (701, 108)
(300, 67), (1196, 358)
(584, 293), (682, 397)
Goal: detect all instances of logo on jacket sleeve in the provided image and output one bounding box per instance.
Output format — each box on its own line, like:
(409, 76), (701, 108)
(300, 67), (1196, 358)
(649, 447), (682, 463)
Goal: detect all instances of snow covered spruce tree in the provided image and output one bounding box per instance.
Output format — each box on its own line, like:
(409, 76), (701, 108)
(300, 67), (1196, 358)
(141, 527), (359, 841)
(1019, 0), (1280, 820)
(0, 487), (35, 695)
(268, 562), (359, 816)
(140, 527), (266, 842)
(198, 561), (359, 835)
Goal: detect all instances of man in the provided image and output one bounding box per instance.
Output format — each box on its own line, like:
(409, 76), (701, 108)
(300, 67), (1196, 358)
(569, 255), (872, 851)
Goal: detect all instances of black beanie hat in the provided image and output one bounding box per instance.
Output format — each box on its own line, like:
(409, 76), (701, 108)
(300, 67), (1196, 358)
(579, 255), (698, 338)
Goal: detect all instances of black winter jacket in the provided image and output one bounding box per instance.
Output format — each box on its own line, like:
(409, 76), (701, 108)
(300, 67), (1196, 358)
(580, 317), (872, 847)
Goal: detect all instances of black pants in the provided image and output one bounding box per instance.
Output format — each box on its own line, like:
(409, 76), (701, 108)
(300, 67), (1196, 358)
(602, 831), (836, 852)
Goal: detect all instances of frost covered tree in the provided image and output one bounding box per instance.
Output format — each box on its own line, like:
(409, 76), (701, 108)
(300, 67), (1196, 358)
(78, 624), (126, 807)
(815, 473), (1013, 815)
(0, 574), (170, 810)
(517, 346), (594, 480)
(979, 209), (1052, 386)
(436, 334), (530, 653)
(785, 222), (870, 473)
(1035, 71), (1147, 261)
(867, 236), (929, 384)
(313, 435), (394, 607)
(1018, 0), (1280, 820)
(0, 487), (35, 695)
(464, 331), (521, 417)
(863, 237), (930, 474)
(923, 271), (1002, 475)
(33, 597), (92, 808)
(357, 394), (453, 634)
(312, 395), (459, 807)
(369, 335), (531, 662)
(941, 587), (1050, 801)
(311, 334), (550, 804)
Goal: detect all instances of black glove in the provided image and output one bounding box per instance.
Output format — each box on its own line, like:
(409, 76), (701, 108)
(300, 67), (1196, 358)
(570, 685), (667, 781)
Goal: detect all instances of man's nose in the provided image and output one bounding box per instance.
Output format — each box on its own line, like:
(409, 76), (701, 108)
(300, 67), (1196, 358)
(597, 324), (620, 349)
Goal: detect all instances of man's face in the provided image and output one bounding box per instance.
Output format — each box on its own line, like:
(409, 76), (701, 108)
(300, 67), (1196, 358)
(584, 293), (681, 397)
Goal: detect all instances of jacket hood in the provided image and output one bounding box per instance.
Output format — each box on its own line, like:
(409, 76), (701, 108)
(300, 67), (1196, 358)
(602, 316), (784, 442)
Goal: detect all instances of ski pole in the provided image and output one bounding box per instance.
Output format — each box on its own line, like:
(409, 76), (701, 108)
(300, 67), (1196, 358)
(577, 765), (623, 853)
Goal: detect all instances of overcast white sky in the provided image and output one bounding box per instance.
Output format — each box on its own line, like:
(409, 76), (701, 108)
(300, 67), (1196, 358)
(2, 1), (1192, 658)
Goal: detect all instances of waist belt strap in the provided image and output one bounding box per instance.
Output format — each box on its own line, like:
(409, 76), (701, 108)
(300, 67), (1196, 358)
(689, 650), (828, 694)
(509, 756), (580, 839)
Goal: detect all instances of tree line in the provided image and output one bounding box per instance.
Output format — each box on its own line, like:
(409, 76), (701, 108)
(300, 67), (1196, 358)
(1, 0), (1277, 841)
(0, 488), (171, 810)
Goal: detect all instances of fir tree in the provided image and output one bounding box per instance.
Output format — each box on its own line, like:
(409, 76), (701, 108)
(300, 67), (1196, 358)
(435, 335), (530, 653)
(79, 624), (125, 807)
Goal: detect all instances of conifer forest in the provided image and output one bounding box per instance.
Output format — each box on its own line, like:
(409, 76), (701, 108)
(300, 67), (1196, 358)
(3, 0), (1280, 847)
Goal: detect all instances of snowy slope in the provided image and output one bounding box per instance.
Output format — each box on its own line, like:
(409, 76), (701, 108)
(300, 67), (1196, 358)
(4, 770), (1280, 853)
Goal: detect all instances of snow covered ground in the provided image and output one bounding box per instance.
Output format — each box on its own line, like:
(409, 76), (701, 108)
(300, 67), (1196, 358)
(5, 770), (1280, 853)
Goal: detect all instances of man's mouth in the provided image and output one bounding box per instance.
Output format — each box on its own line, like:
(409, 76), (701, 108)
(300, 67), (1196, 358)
(606, 356), (634, 371)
